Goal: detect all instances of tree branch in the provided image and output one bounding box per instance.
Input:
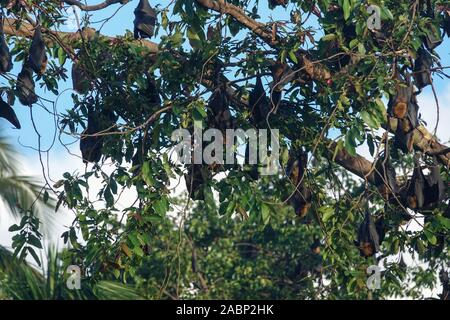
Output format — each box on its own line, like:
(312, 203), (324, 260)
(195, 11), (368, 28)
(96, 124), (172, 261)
(63, 0), (129, 12)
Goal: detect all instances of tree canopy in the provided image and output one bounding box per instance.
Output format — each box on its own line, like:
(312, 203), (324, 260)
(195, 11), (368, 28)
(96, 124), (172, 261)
(0, 0), (449, 300)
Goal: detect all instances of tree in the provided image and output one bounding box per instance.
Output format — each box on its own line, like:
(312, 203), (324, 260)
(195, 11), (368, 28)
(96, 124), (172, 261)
(0, 133), (51, 220)
(0, 0), (449, 299)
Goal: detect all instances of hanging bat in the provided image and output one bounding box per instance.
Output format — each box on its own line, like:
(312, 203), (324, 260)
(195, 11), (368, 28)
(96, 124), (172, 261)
(268, 0), (288, 8)
(423, 157), (446, 207)
(80, 110), (103, 163)
(405, 154), (426, 210)
(0, 96), (20, 129)
(184, 164), (210, 201)
(413, 47), (433, 90)
(0, 15), (13, 73)
(286, 150), (311, 218)
(28, 23), (47, 75)
(423, 22), (442, 50)
(134, 0), (157, 39)
(374, 151), (398, 200)
(146, 73), (161, 106)
(444, 11), (450, 37)
(269, 62), (293, 114)
(248, 75), (269, 126)
(16, 65), (38, 106)
(394, 120), (414, 153)
(208, 85), (234, 132)
(72, 61), (93, 94)
(388, 81), (413, 119)
(355, 209), (380, 258)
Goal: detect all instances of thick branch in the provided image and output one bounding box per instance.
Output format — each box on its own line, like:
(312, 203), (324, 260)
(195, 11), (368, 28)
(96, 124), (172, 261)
(63, 0), (129, 12)
(195, 0), (278, 47)
(3, 18), (159, 53)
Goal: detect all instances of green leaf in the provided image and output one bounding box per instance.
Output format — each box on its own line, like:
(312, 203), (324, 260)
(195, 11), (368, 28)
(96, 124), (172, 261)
(187, 27), (202, 49)
(28, 234), (43, 249)
(424, 229), (437, 245)
(27, 246), (41, 267)
(343, 0), (351, 20)
(344, 133), (357, 157)
(261, 203), (271, 226)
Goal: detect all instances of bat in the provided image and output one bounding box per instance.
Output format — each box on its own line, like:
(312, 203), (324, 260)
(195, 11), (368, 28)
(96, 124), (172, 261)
(405, 154), (426, 210)
(0, 15), (13, 73)
(28, 23), (47, 75)
(134, 0), (157, 39)
(423, 22), (442, 50)
(355, 209), (380, 258)
(72, 62), (92, 94)
(16, 65), (38, 106)
(268, 0), (288, 8)
(248, 75), (269, 126)
(269, 62), (293, 114)
(286, 150), (311, 218)
(439, 269), (449, 300)
(208, 85), (234, 132)
(184, 164), (210, 201)
(423, 157), (446, 207)
(394, 120), (414, 154)
(444, 11), (450, 38)
(146, 73), (161, 106)
(72, 61), (92, 94)
(388, 81), (413, 119)
(0, 96), (20, 129)
(413, 47), (433, 90)
(375, 214), (386, 244)
(80, 110), (103, 163)
(374, 151), (398, 200)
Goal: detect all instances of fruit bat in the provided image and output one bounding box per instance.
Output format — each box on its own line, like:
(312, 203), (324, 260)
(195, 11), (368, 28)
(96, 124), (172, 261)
(268, 0), (288, 8)
(146, 74), (161, 106)
(355, 209), (380, 258)
(72, 61), (92, 94)
(394, 120), (414, 154)
(16, 65), (38, 106)
(0, 96), (20, 129)
(133, 0), (157, 39)
(423, 157), (446, 207)
(374, 151), (398, 200)
(286, 150), (311, 218)
(388, 82), (413, 119)
(208, 85), (234, 132)
(0, 15), (13, 73)
(423, 22), (442, 50)
(269, 62), (291, 114)
(184, 164), (210, 201)
(413, 47), (433, 90)
(28, 23), (47, 75)
(444, 12), (450, 38)
(405, 154), (426, 210)
(248, 75), (269, 126)
(80, 110), (103, 163)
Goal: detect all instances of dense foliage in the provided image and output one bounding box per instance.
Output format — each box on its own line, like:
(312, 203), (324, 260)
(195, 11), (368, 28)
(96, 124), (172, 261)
(0, 0), (449, 299)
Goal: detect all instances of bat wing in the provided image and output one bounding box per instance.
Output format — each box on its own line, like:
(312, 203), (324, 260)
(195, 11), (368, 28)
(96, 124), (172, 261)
(0, 99), (21, 129)
(0, 34), (12, 73)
